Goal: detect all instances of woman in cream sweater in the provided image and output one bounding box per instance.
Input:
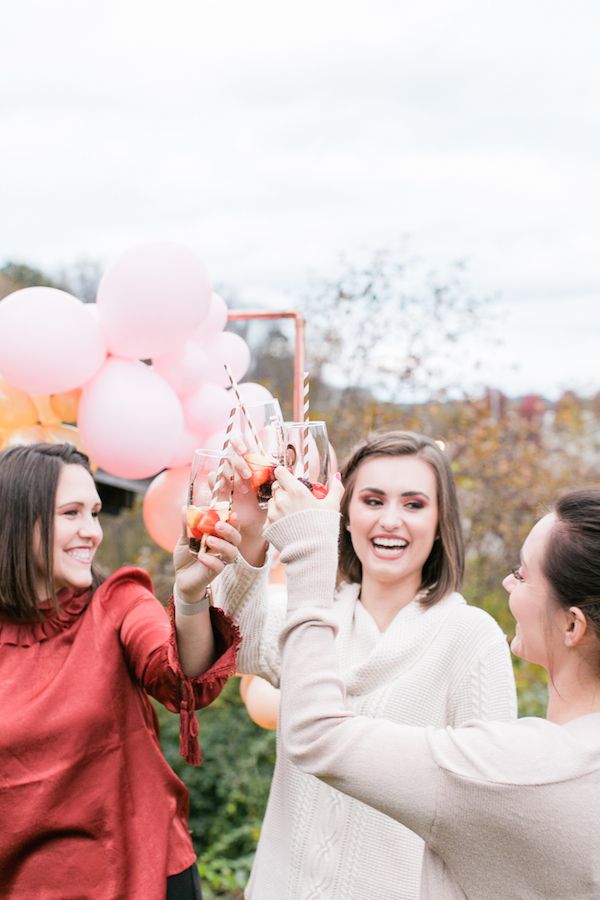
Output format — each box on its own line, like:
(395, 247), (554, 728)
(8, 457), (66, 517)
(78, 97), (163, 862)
(214, 431), (517, 899)
(269, 473), (600, 899)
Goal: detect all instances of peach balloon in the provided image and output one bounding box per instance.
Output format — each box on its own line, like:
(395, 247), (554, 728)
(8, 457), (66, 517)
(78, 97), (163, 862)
(239, 674), (253, 704)
(50, 389), (81, 424)
(0, 377), (38, 429)
(32, 396), (61, 426)
(244, 675), (280, 731)
(6, 424), (47, 447)
(142, 465), (191, 552)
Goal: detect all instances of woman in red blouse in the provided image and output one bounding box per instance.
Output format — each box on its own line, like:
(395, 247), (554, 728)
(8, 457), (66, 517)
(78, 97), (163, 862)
(0, 442), (242, 900)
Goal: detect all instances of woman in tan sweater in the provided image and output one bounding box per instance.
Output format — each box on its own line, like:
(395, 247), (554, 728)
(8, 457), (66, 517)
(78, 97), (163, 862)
(267, 471), (600, 899)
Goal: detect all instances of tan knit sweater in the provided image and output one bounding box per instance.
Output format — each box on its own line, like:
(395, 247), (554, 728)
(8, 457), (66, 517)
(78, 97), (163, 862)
(271, 508), (600, 899)
(214, 510), (517, 899)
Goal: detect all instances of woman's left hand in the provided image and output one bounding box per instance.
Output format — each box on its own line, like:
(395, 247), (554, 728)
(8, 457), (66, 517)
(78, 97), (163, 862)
(173, 512), (242, 602)
(265, 467), (344, 527)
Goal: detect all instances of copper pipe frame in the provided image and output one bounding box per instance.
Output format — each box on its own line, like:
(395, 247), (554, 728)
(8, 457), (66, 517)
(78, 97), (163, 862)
(227, 310), (305, 421)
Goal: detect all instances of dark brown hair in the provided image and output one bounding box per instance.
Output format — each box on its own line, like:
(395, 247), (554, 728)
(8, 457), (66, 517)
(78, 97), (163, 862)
(542, 489), (600, 646)
(338, 431), (464, 606)
(0, 442), (103, 621)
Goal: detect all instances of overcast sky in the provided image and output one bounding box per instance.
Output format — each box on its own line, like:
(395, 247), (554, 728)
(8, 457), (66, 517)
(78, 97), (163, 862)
(2, 0), (599, 399)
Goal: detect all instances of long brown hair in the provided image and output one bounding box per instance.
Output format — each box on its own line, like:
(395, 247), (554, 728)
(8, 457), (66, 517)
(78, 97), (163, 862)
(338, 431), (464, 607)
(0, 442), (104, 622)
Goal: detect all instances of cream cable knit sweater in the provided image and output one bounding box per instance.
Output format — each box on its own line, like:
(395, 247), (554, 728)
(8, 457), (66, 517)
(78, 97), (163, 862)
(214, 511), (517, 900)
(273, 508), (600, 899)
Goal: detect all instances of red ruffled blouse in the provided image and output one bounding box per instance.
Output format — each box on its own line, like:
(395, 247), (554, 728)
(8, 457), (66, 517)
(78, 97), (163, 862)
(0, 566), (241, 900)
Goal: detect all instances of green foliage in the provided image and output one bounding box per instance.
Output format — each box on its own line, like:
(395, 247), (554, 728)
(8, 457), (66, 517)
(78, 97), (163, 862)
(155, 680), (275, 898)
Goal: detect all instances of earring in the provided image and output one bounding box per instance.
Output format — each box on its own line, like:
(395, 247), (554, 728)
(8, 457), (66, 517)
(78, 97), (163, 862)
(345, 523), (351, 531)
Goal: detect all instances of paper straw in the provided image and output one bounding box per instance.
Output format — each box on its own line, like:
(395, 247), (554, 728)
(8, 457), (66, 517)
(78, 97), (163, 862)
(210, 406), (237, 506)
(302, 371), (310, 476)
(224, 363), (266, 456)
(199, 406), (236, 554)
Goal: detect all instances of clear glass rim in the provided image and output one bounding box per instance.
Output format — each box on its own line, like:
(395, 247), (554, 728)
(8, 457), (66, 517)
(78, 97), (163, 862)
(192, 448), (225, 458)
(284, 420), (326, 427)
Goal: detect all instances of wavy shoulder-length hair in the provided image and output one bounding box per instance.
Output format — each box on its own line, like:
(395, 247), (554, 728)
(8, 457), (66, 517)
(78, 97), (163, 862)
(0, 442), (104, 622)
(338, 431), (464, 607)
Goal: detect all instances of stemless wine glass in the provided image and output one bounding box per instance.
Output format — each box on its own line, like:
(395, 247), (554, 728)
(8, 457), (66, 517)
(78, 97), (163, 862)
(283, 420), (330, 497)
(238, 399), (285, 509)
(187, 449), (233, 554)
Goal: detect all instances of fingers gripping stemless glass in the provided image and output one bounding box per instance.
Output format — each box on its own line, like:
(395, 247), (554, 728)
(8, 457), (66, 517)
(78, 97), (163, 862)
(239, 400), (285, 509)
(187, 449), (233, 554)
(283, 421), (330, 498)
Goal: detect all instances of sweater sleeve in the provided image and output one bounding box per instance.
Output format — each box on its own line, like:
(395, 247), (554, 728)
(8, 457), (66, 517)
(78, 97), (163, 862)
(211, 549), (287, 686)
(98, 567), (241, 765)
(447, 618), (517, 725)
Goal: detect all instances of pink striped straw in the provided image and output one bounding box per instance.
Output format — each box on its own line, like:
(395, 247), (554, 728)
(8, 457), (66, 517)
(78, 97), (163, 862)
(210, 406), (237, 506)
(223, 363), (266, 456)
(302, 371), (310, 476)
(199, 406), (236, 553)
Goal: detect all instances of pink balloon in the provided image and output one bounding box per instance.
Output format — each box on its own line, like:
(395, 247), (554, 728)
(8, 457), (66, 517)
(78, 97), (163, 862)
(96, 242), (211, 359)
(192, 292), (228, 342)
(203, 429), (226, 450)
(237, 382), (274, 404)
(0, 287), (106, 395)
(181, 383), (232, 435)
(167, 424), (206, 468)
(201, 332), (251, 387)
(78, 357), (183, 479)
(153, 340), (210, 398)
(142, 465), (191, 552)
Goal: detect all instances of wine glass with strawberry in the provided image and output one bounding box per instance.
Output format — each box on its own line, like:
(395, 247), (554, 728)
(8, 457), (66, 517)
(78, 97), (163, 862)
(282, 420), (330, 498)
(238, 399), (285, 509)
(187, 449), (233, 554)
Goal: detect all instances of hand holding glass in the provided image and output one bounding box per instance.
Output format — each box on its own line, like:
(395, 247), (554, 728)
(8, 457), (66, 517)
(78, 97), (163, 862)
(283, 420), (330, 498)
(187, 449), (232, 554)
(238, 400), (285, 508)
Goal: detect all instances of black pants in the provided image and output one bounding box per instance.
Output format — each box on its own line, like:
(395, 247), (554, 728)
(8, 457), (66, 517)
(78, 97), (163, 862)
(166, 863), (202, 900)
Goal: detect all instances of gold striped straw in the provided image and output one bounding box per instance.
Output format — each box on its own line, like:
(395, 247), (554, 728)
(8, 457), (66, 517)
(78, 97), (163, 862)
(302, 371), (310, 477)
(223, 363), (266, 456)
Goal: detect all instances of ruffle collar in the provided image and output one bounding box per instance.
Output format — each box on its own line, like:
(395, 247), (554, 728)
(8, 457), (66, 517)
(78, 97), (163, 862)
(0, 588), (91, 647)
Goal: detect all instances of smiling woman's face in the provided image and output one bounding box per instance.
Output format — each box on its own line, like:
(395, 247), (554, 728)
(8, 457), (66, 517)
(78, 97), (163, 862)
(346, 455), (438, 596)
(34, 464), (103, 597)
(503, 512), (558, 667)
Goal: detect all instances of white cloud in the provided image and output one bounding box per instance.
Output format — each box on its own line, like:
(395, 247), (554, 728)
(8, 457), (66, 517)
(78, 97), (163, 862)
(1, 0), (599, 399)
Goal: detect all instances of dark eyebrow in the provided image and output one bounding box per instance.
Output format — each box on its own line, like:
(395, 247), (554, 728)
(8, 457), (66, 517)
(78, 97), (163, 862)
(358, 487), (431, 500)
(56, 500), (102, 510)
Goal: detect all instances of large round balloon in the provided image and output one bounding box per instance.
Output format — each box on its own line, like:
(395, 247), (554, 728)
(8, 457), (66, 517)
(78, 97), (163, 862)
(207, 332), (251, 386)
(96, 242), (211, 359)
(244, 675), (279, 730)
(50, 388), (82, 424)
(0, 288), (106, 395)
(192, 291), (228, 342)
(0, 377), (38, 429)
(78, 358), (184, 479)
(153, 339), (210, 398)
(236, 382), (274, 404)
(181, 383), (233, 436)
(167, 424), (205, 468)
(142, 465), (190, 552)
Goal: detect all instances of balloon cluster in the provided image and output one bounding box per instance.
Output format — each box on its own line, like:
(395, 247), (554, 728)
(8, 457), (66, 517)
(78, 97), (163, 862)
(0, 241), (274, 551)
